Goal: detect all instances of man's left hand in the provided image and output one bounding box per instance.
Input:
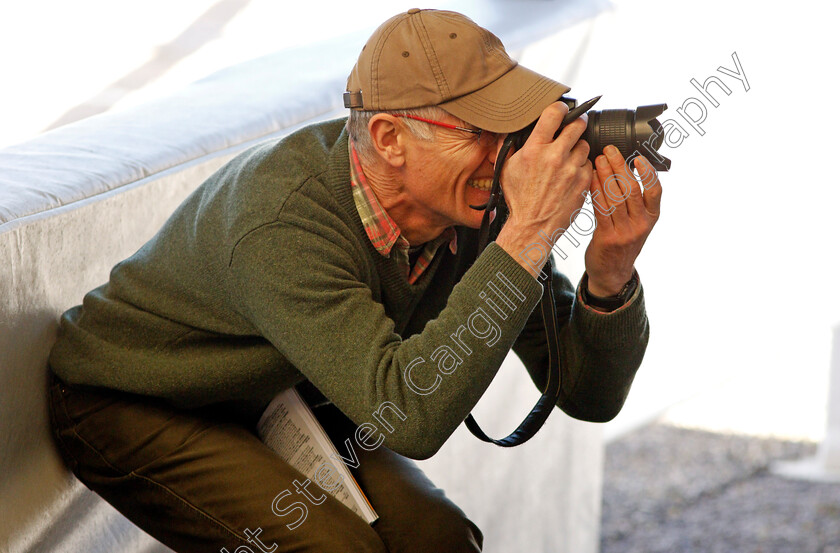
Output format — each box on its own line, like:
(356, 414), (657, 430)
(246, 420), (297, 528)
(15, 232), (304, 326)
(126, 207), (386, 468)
(583, 145), (662, 297)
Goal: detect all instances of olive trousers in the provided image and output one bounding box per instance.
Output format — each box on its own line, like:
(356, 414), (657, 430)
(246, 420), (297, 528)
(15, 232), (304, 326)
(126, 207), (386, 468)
(47, 369), (483, 553)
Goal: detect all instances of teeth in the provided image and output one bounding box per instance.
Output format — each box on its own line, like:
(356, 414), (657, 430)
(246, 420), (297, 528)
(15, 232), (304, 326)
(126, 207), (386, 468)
(468, 178), (493, 191)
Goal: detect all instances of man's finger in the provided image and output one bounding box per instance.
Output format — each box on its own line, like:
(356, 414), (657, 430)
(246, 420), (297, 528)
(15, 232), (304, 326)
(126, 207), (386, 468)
(569, 139), (591, 168)
(553, 112), (589, 154)
(596, 151), (629, 227)
(615, 154), (646, 220)
(528, 102), (569, 145)
(590, 160), (614, 230)
(634, 156), (662, 217)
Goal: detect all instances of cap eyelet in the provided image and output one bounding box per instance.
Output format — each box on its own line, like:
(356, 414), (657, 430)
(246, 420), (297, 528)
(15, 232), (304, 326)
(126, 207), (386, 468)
(402, 51), (410, 58)
(449, 33), (457, 39)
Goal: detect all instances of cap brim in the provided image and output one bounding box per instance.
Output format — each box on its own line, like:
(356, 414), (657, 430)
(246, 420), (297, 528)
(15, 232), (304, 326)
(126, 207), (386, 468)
(439, 64), (571, 134)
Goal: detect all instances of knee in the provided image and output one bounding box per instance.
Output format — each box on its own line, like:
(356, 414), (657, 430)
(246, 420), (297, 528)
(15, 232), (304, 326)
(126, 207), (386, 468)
(401, 503), (484, 553)
(307, 527), (389, 553)
(295, 511), (388, 553)
(228, 529), (388, 553)
(234, 516), (388, 553)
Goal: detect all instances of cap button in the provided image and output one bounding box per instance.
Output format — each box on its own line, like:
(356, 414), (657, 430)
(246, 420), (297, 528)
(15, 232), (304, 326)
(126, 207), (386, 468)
(407, 8), (420, 14)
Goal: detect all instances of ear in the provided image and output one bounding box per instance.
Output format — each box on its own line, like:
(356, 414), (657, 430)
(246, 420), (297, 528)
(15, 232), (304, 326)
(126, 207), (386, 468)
(368, 114), (408, 168)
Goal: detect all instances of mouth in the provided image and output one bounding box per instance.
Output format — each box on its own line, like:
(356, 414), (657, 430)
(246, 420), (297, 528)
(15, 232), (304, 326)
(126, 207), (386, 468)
(467, 177), (493, 191)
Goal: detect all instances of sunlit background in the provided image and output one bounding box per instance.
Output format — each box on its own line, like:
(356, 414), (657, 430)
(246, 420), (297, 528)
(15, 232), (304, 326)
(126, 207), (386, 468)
(5, 3), (838, 427)
(2, 0), (839, 550)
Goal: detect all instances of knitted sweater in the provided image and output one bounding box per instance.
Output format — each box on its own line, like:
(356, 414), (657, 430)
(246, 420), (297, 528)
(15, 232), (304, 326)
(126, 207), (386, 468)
(48, 118), (650, 459)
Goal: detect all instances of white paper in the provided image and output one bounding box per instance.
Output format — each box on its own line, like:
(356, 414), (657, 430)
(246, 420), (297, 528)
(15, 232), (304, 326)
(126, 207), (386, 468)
(257, 387), (378, 524)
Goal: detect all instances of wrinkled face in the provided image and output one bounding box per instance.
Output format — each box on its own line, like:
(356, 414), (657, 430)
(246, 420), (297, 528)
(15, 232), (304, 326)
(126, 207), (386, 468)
(400, 115), (503, 232)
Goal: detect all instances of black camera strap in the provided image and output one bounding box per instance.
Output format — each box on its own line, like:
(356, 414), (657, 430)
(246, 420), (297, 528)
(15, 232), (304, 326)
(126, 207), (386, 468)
(463, 136), (564, 447)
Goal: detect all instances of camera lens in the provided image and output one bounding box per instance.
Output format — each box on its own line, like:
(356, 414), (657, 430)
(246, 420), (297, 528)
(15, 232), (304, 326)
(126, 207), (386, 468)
(584, 105), (671, 172)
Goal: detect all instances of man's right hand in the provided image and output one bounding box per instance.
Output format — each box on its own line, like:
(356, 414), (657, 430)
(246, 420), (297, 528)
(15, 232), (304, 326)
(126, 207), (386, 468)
(495, 101), (593, 278)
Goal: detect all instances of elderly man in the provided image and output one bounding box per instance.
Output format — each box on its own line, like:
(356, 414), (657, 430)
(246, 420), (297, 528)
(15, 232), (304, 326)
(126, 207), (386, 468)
(47, 8), (660, 553)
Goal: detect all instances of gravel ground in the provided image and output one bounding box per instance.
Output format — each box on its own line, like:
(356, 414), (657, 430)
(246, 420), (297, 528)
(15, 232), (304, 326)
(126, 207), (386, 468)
(601, 423), (840, 553)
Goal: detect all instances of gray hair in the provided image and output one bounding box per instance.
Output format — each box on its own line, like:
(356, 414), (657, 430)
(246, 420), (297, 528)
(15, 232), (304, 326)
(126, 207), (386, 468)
(346, 105), (450, 165)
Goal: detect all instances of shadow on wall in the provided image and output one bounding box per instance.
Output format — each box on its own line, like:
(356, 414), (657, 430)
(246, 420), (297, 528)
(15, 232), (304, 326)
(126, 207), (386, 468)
(43, 0), (253, 132)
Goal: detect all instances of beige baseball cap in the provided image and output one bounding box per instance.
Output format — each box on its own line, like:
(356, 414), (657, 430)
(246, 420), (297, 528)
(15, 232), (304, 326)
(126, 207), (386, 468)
(344, 8), (571, 133)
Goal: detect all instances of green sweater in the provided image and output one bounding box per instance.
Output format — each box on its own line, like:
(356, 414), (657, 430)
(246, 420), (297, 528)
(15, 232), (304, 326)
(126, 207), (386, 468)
(49, 118), (649, 459)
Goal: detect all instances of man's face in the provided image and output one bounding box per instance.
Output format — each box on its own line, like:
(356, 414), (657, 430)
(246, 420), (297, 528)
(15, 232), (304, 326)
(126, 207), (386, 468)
(400, 114), (503, 233)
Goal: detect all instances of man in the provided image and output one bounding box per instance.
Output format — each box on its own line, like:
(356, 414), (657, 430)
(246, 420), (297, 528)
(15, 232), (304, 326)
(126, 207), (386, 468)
(47, 8), (660, 553)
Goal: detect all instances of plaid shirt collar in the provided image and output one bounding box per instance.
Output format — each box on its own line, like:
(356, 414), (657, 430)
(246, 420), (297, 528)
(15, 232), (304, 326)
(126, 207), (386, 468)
(349, 139), (457, 285)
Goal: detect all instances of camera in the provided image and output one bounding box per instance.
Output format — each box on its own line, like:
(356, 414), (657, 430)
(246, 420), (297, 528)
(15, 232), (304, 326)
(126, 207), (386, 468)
(467, 95), (670, 447)
(507, 96), (672, 172)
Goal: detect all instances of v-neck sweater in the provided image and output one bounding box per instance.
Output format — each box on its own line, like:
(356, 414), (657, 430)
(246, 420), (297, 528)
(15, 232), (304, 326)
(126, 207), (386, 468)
(48, 118), (649, 459)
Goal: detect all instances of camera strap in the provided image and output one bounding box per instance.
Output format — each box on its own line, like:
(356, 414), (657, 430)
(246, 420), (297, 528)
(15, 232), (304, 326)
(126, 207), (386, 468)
(463, 136), (564, 447)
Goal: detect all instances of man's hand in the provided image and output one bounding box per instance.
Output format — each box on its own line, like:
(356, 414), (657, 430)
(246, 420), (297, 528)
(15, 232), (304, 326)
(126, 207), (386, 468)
(499, 101), (592, 234)
(584, 145), (662, 296)
(495, 102), (593, 278)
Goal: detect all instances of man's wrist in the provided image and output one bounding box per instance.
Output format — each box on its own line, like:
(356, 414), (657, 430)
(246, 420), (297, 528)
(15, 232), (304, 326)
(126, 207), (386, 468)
(585, 272), (634, 297)
(581, 271), (638, 312)
(495, 225), (545, 279)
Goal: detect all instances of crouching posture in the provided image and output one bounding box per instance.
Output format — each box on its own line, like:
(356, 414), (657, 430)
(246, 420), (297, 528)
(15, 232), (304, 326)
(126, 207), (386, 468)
(47, 8), (660, 552)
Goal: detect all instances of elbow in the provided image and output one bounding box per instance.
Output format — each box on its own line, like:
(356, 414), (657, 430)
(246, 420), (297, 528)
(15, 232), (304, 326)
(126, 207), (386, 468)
(356, 399), (448, 459)
(558, 372), (637, 423)
(558, 395), (627, 423)
(386, 434), (444, 460)
(383, 426), (447, 460)
(400, 446), (439, 461)
(574, 407), (622, 423)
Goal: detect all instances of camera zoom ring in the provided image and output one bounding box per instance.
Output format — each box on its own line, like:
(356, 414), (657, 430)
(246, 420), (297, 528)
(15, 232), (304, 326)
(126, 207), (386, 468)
(599, 110), (630, 156)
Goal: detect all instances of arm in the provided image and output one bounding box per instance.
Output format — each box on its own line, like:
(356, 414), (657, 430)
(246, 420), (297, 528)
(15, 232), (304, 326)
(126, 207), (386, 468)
(496, 106), (662, 422)
(228, 217), (543, 460)
(512, 262), (649, 422)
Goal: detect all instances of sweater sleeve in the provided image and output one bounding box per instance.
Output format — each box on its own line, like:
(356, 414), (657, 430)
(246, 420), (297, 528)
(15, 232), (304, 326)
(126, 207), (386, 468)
(227, 219), (544, 459)
(512, 262), (649, 423)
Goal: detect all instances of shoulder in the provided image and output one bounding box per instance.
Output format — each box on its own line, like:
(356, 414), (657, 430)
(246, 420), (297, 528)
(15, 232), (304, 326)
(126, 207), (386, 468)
(223, 118), (368, 267)
(257, 117), (348, 176)
(212, 118), (350, 235)
(226, 117), (347, 203)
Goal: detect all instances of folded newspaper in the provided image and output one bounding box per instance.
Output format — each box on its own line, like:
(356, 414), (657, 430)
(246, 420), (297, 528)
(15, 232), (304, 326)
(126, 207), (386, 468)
(257, 387), (378, 524)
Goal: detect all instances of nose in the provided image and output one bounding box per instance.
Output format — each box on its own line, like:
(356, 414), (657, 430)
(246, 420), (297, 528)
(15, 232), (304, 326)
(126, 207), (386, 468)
(487, 133), (508, 166)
